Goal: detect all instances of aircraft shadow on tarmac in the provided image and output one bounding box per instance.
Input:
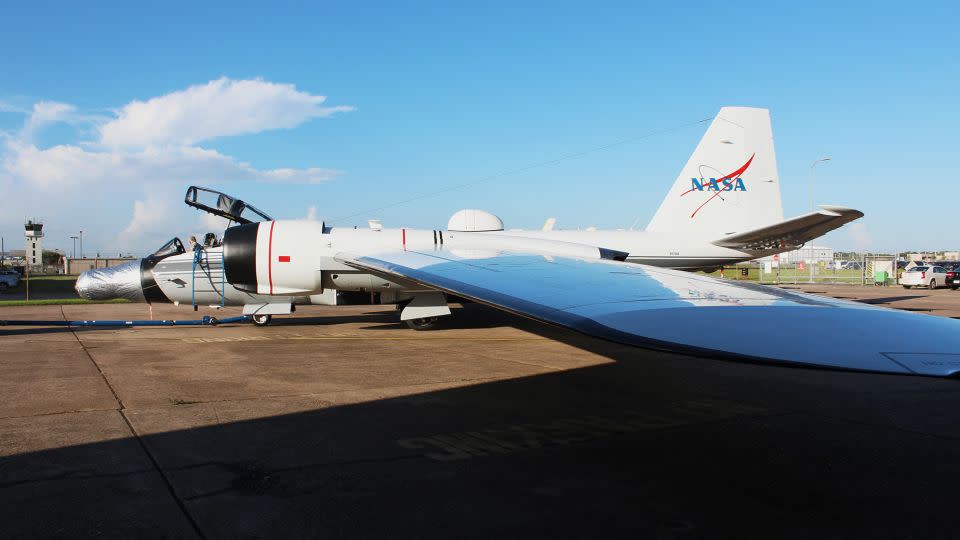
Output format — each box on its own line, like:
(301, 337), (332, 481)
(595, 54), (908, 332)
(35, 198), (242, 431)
(2, 303), (960, 539)
(851, 295), (927, 304)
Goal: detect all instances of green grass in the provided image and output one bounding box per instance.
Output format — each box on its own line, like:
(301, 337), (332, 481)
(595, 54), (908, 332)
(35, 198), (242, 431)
(1, 275), (142, 305)
(0, 298), (130, 307)
(3, 275), (78, 294)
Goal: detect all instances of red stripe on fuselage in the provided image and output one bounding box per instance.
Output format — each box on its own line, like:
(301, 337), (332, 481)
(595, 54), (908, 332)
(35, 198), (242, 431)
(402, 228), (406, 249)
(267, 221), (275, 294)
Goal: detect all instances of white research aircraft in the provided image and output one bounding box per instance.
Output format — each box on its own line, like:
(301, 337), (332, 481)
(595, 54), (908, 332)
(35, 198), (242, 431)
(75, 108), (960, 376)
(77, 107), (857, 320)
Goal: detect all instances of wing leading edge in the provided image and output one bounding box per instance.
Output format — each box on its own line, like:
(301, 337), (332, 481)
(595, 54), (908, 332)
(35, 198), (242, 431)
(339, 249), (960, 377)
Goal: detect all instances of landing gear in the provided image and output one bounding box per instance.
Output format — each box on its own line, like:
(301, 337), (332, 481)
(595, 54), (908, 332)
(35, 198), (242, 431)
(252, 314), (272, 326)
(397, 291), (451, 330)
(405, 317), (439, 330)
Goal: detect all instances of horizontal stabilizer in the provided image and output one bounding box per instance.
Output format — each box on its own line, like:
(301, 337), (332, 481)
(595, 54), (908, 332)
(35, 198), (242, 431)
(711, 205), (863, 251)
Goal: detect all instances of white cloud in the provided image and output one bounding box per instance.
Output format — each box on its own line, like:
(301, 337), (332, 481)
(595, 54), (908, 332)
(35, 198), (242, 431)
(201, 212), (231, 232)
(26, 101), (75, 127)
(123, 197), (169, 235)
(99, 77), (354, 147)
(0, 100), (29, 114)
(848, 222), (873, 250)
(0, 78), (352, 252)
(3, 140), (341, 190)
(19, 101), (73, 142)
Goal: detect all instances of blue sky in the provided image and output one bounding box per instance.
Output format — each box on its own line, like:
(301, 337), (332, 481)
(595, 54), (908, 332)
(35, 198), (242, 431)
(0, 1), (956, 255)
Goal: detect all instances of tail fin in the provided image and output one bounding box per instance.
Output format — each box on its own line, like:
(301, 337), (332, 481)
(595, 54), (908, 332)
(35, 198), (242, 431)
(646, 107), (783, 235)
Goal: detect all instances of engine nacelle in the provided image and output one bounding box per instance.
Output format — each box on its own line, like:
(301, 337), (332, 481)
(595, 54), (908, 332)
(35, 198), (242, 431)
(223, 220), (326, 295)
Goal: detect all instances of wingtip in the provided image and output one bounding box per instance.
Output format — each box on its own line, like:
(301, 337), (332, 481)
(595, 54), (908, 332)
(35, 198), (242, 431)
(817, 205), (865, 219)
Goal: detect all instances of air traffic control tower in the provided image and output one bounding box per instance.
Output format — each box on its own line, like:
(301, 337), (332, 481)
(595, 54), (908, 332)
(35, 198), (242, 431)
(24, 220), (43, 267)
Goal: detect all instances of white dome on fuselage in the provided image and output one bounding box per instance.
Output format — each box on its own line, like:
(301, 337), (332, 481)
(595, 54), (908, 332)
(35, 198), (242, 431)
(447, 209), (504, 232)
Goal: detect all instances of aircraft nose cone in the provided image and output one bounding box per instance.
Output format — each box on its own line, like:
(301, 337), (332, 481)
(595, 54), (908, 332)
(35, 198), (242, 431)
(75, 260), (146, 302)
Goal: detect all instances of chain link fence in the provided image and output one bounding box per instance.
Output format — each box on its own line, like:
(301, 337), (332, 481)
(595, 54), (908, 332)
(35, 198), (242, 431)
(714, 253), (904, 286)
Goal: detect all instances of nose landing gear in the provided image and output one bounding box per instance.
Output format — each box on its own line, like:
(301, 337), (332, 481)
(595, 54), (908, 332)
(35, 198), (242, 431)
(252, 314), (272, 326)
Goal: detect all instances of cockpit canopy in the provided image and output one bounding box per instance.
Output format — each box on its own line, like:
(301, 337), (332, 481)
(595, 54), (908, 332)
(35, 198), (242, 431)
(150, 237), (186, 259)
(184, 186), (273, 224)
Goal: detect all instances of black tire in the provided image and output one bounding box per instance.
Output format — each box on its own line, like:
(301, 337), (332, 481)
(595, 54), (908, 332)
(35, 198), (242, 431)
(903, 285), (912, 289)
(951, 286), (959, 290)
(252, 314), (272, 326)
(0, 282), (7, 291)
(929, 279), (937, 290)
(405, 317), (438, 330)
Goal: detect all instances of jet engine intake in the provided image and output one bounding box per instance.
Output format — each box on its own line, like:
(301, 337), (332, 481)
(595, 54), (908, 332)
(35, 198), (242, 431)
(223, 220), (326, 295)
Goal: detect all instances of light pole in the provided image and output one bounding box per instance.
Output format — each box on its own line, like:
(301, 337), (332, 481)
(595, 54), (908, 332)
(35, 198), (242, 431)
(70, 236), (78, 258)
(808, 157), (831, 212)
(807, 157), (831, 284)
(79, 230), (83, 259)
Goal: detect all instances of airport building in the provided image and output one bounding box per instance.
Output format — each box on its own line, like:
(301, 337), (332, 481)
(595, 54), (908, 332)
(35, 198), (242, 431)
(758, 246), (834, 266)
(65, 257), (138, 275)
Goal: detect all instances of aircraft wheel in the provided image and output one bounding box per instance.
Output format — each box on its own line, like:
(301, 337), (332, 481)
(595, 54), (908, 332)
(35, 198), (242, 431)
(405, 317), (438, 331)
(252, 314), (272, 326)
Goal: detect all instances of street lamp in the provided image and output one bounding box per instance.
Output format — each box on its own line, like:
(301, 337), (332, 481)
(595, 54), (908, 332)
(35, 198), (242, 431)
(79, 230), (83, 259)
(808, 157), (831, 211)
(70, 236), (78, 258)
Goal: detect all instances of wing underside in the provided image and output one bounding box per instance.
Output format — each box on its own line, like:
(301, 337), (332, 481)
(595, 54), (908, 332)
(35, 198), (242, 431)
(339, 249), (960, 377)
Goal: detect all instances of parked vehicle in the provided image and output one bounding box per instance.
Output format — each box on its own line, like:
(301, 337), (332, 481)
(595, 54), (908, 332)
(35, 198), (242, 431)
(901, 265), (947, 289)
(0, 270), (19, 291)
(946, 265), (960, 290)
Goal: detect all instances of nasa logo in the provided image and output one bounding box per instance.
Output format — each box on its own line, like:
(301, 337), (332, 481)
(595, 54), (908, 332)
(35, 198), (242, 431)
(690, 177), (747, 192)
(680, 153), (756, 218)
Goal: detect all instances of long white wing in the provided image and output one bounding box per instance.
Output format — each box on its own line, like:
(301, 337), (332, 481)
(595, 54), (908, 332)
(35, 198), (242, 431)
(339, 249), (960, 377)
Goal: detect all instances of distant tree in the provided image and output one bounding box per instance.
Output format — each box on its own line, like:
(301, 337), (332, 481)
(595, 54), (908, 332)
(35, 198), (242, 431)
(42, 250), (61, 266)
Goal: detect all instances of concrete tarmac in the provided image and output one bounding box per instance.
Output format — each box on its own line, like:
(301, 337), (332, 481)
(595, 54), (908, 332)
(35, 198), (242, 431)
(2, 287), (960, 539)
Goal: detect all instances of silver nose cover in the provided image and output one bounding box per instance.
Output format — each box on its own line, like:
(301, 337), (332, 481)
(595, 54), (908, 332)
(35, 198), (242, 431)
(75, 260), (145, 302)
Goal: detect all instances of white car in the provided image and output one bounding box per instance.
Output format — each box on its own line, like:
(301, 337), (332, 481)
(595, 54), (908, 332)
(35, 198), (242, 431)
(0, 270), (19, 291)
(901, 265), (947, 289)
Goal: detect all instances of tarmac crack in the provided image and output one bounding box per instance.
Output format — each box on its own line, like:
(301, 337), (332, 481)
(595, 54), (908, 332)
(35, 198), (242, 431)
(0, 407), (120, 421)
(61, 306), (208, 540)
(133, 375), (525, 410)
(0, 467), (158, 490)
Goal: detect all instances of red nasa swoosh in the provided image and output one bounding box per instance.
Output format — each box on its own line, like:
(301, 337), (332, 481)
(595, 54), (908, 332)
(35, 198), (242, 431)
(681, 153), (755, 218)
